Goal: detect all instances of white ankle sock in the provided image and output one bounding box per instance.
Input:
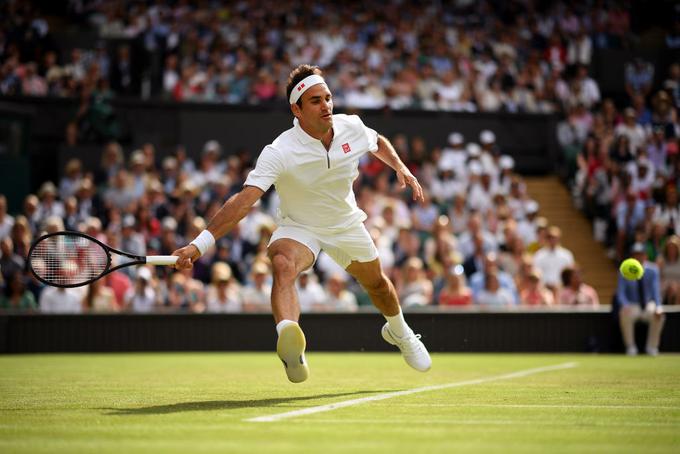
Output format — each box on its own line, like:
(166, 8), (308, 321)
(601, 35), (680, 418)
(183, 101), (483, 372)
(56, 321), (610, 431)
(276, 319), (298, 336)
(384, 309), (409, 337)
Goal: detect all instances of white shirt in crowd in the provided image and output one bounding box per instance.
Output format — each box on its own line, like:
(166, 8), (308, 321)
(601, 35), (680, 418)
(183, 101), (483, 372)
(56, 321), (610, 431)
(124, 286), (157, 313)
(533, 246), (575, 287)
(39, 287), (85, 313)
(244, 114), (379, 234)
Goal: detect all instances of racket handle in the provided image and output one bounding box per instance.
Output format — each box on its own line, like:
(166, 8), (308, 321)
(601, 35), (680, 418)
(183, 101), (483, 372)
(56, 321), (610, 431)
(146, 255), (179, 266)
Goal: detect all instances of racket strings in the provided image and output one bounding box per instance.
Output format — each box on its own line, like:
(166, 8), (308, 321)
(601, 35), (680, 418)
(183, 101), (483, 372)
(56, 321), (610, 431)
(30, 235), (109, 286)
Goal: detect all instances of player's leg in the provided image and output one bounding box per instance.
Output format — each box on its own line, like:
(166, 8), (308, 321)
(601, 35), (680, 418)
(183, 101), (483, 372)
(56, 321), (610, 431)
(268, 238), (315, 323)
(341, 252), (431, 371)
(267, 230), (317, 383)
(618, 305), (640, 355)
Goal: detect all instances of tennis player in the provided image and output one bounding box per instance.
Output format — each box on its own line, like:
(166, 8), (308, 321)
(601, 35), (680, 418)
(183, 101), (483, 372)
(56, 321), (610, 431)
(173, 64), (431, 382)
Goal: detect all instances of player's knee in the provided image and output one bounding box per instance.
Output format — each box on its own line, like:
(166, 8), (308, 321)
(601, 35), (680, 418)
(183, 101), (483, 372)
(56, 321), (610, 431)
(362, 274), (391, 297)
(271, 253), (297, 283)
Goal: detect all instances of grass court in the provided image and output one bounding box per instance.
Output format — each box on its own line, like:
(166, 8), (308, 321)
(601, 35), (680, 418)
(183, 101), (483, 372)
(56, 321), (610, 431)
(1, 353), (679, 453)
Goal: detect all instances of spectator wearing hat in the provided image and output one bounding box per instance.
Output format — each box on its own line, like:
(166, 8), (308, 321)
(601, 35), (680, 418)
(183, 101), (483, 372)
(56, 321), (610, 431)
(478, 130), (499, 177)
(533, 226), (575, 290)
(120, 214), (146, 257)
(616, 242), (665, 356)
(124, 266), (159, 313)
(159, 216), (181, 256)
(193, 140), (227, 188)
(439, 132), (467, 174)
(205, 262), (242, 313)
(241, 261), (272, 313)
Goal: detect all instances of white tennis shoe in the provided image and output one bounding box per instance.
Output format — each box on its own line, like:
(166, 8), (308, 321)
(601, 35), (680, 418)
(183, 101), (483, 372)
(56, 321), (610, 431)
(277, 323), (309, 383)
(381, 323), (432, 372)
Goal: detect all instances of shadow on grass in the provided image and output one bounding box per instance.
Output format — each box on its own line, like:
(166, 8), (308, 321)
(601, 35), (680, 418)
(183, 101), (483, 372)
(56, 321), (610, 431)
(102, 390), (395, 415)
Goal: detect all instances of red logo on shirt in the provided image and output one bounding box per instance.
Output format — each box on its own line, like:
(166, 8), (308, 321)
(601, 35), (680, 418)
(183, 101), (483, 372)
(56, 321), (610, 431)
(297, 83), (305, 91)
(342, 143), (351, 153)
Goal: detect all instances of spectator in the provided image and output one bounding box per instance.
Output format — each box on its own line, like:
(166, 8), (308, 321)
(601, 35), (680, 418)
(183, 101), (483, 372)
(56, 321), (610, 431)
(616, 242), (665, 356)
(469, 252), (519, 304)
(165, 269), (203, 312)
(475, 271), (516, 307)
(39, 285), (85, 313)
(558, 265), (600, 306)
(296, 270), (326, 313)
(205, 262), (242, 313)
(533, 226), (575, 290)
(323, 273), (358, 312)
(0, 271), (38, 312)
(438, 264), (473, 306)
(615, 108), (647, 156)
(397, 257), (433, 308)
(519, 268), (555, 306)
(241, 261), (272, 312)
(624, 58), (654, 99)
(0, 237), (24, 283)
(0, 195), (13, 239)
(658, 235), (680, 305)
(124, 266), (158, 313)
(82, 279), (118, 313)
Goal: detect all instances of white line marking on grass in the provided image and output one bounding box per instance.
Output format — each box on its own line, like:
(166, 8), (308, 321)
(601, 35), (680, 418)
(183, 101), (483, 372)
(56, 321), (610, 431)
(245, 362), (578, 423)
(388, 403), (680, 410)
(286, 419), (680, 427)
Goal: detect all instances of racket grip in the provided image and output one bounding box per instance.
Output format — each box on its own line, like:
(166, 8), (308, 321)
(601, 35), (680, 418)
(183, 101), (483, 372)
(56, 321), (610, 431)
(146, 255), (179, 266)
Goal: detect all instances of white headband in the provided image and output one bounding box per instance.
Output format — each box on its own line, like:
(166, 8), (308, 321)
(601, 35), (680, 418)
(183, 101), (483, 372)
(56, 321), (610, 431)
(289, 74), (326, 104)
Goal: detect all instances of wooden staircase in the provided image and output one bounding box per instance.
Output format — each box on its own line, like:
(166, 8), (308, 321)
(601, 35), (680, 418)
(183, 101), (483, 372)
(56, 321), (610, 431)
(524, 176), (617, 305)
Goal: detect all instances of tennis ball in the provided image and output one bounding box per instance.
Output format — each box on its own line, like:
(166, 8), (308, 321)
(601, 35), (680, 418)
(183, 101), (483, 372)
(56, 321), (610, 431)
(619, 258), (644, 280)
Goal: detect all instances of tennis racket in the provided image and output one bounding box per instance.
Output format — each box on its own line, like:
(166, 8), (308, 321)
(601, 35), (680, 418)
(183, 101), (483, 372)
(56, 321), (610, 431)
(28, 231), (178, 288)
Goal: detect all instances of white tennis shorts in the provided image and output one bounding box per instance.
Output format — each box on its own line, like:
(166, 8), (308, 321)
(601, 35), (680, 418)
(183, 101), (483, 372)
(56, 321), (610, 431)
(268, 223), (379, 269)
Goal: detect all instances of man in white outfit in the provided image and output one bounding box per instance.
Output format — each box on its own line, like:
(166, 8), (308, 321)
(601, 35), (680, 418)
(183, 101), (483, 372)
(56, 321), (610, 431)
(173, 64), (431, 382)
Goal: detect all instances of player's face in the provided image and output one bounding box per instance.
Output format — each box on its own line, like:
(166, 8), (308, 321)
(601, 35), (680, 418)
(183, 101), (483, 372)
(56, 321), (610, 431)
(294, 83), (333, 133)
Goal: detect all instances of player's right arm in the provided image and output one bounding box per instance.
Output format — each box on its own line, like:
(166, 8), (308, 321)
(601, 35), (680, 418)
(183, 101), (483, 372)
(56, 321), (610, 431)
(173, 185), (264, 269)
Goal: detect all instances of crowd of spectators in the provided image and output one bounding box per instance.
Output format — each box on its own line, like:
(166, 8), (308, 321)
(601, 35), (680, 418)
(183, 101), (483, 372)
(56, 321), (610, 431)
(1, 127), (601, 313)
(1, 0), (679, 313)
(2, 0), (670, 115)
(566, 67), (680, 306)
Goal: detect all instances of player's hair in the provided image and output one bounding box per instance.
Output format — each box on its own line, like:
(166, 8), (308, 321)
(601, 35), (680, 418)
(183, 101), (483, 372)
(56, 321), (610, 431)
(286, 64), (323, 106)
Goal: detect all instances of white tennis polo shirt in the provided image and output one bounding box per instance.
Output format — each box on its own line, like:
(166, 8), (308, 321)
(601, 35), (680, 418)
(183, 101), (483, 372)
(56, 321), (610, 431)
(245, 114), (379, 233)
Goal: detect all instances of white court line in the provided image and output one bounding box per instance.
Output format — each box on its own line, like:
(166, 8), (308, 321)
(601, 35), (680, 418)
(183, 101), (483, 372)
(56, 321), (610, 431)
(246, 362), (578, 423)
(387, 403), (680, 410)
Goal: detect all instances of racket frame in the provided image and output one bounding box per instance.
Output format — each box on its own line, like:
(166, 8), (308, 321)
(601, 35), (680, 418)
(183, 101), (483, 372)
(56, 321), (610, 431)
(28, 231), (153, 288)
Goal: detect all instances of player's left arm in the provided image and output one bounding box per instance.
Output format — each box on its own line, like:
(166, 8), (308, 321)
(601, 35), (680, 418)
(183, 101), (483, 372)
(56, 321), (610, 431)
(372, 134), (424, 202)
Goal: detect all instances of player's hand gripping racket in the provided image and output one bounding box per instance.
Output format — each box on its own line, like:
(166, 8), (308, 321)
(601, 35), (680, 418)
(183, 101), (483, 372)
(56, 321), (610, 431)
(28, 231), (178, 288)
